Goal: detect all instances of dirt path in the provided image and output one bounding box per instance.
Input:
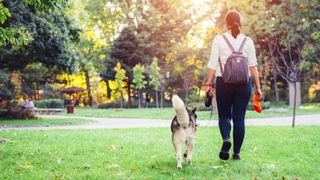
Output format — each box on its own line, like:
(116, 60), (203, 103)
(0, 114), (319, 131)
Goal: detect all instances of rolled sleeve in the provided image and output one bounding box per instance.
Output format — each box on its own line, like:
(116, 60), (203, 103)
(207, 35), (220, 70)
(247, 38), (258, 67)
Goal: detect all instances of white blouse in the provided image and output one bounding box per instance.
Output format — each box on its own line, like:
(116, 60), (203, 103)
(207, 31), (258, 77)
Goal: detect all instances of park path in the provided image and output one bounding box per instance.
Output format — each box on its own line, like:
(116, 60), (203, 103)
(0, 114), (319, 131)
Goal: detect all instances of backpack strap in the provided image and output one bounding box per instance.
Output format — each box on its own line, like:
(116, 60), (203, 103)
(238, 37), (247, 52)
(222, 35), (235, 52)
(218, 56), (223, 74)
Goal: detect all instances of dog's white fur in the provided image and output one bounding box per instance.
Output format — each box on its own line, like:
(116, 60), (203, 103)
(172, 95), (189, 128)
(171, 95), (196, 169)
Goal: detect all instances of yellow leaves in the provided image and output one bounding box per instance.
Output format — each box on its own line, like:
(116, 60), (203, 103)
(52, 72), (112, 104)
(309, 82), (320, 100)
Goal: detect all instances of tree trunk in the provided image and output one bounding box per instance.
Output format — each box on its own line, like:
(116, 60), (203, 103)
(138, 89), (141, 108)
(85, 70), (93, 106)
(127, 81), (131, 108)
(106, 80), (111, 99)
(155, 90), (159, 108)
(185, 89), (189, 105)
(314, 71), (319, 85)
(289, 82), (301, 108)
(160, 89), (163, 109)
(120, 92), (124, 109)
(273, 69), (280, 102)
(292, 82), (297, 128)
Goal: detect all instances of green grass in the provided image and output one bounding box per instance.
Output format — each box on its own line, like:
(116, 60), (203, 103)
(0, 118), (93, 127)
(0, 126), (319, 179)
(60, 103), (320, 120)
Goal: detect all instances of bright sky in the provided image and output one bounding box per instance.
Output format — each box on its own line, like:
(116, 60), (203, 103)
(187, 0), (221, 48)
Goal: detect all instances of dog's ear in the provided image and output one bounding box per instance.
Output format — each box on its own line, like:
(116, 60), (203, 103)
(192, 107), (197, 113)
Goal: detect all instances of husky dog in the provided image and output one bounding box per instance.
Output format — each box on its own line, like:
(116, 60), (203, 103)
(171, 95), (197, 169)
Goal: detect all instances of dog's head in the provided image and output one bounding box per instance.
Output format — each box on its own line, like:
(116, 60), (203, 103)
(187, 107), (197, 127)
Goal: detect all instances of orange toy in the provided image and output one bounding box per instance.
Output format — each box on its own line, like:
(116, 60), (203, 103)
(252, 95), (262, 113)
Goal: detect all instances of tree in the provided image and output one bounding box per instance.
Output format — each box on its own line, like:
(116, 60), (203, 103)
(0, 0), (62, 47)
(132, 64), (147, 108)
(114, 63), (126, 109)
(110, 27), (145, 107)
(148, 58), (161, 108)
(0, 0), (79, 72)
(0, 0), (79, 118)
(264, 1), (316, 127)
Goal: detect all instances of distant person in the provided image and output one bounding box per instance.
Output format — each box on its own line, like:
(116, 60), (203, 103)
(21, 97), (29, 110)
(205, 10), (263, 160)
(27, 98), (35, 110)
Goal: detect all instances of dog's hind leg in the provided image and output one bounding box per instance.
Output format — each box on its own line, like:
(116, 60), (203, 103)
(186, 137), (195, 166)
(174, 141), (183, 169)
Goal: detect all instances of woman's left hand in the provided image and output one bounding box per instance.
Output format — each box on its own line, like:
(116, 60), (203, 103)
(255, 88), (263, 101)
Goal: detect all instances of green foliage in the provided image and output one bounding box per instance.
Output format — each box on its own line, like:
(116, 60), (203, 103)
(0, 69), (11, 100)
(0, 1), (30, 46)
(0, 0), (80, 72)
(132, 64), (147, 90)
(148, 58), (161, 91)
(0, 0), (64, 46)
(34, 99), (64, 108)
(113, 63), (126, 95)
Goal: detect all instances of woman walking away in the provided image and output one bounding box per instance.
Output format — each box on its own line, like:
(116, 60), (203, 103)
(205, 10), (263, 160)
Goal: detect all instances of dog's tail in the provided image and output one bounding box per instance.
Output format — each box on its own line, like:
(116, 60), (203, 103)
(172, 95), (189, 128)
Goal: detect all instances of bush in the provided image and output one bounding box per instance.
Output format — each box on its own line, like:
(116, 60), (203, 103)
(35, 99), (64, 108)
(97, 101), (172, 109)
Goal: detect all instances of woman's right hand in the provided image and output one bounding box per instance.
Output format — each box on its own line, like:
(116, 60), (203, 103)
(205, 85), (213, 96)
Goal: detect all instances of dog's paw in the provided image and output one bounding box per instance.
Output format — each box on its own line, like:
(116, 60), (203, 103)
(187, 159), (191, 166)
(177, 166), (182, 170)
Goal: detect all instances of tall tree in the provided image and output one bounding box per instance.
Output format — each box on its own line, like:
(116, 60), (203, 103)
(132, 64), (147, 108)
(110, 27), (145, 107)
(114, 63), (126, 109)
(148, 57), (161, 108)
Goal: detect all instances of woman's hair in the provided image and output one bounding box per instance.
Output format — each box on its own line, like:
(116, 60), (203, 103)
(225, 10), (241, 38)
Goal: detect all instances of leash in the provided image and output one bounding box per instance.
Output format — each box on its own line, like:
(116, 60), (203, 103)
(205, 107), (213, 127)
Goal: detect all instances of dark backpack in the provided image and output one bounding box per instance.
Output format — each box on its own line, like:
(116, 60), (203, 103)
(218, 35), (249, 85)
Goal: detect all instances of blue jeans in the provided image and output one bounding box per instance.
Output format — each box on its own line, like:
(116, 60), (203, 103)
(216, 77), (251, 154)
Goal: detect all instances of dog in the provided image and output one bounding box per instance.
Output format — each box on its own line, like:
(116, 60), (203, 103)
(171, 95), (197, 169)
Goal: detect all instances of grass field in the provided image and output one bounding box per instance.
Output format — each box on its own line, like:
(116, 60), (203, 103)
(0, 118), (93, 127)
(0, 126), (319, 179)
(59, 103), (320, 120)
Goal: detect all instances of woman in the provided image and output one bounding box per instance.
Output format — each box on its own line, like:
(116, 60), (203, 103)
(205, 10), (263, 160)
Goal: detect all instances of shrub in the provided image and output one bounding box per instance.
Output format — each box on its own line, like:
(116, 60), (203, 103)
(35, 99), (64, 108)
(97, 101), (172, 109)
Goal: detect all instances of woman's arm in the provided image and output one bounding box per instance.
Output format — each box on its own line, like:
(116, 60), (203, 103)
(249, 66), (263, 100)
(205, 68), (216, 95)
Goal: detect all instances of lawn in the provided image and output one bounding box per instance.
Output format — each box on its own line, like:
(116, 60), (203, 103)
(0, 118), (93, 127)
(60, 103), (320, 120)
(0, 126), (319, 179)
